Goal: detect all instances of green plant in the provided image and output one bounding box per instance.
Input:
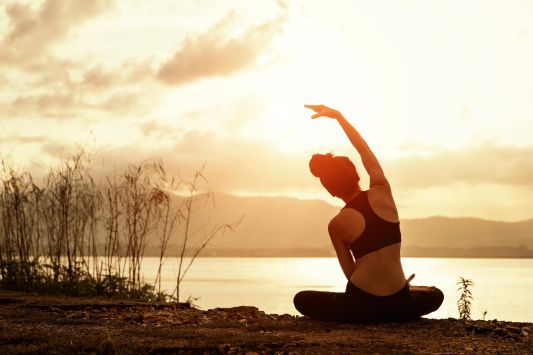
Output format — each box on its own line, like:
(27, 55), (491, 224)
(457, 277), (474, 320)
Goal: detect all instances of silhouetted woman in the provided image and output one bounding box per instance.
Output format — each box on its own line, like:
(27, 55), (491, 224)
(294, 104), (443, 322)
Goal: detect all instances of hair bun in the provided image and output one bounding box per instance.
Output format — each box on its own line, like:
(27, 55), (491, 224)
(309, 153), (334, 177)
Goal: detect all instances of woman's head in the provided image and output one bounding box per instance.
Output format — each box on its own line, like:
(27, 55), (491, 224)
(309, 153), (360, 198)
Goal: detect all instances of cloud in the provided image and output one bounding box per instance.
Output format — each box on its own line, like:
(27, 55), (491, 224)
(1, 60), (157, 119)
(0, 0), (114, 66)
(3, 90), (145, 120)
(140, 120), (183, 140)
(3, 134), (48, 144)
(136, 93), (266, 141)
(79, 131), (311, 194)
(12, 92), (78, 111)
(81, 61), (155, 90)
(386, 143), (533, 189)
(82, 65), (116, 89)
(0, 73), (9, 87)
(0, 1), (156, 121)
(1, 1), (280, 123)
(38, 131), (533, 197)
(157, 9), (287, 85)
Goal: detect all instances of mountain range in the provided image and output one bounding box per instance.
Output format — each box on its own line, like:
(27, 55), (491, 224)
(156, 192), (533, 257)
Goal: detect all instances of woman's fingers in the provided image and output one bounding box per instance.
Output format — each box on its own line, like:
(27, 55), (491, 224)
(305, 104), (324, 119)
(406, 273), (416, 284)
(305, 104), (337, 119)
(304, 104), (324, 112)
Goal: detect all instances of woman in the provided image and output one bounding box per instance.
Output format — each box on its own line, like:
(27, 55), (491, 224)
(294, 104), (443, 323)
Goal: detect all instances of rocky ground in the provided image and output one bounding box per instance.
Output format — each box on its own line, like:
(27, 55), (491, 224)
(0, 290), (531, 354)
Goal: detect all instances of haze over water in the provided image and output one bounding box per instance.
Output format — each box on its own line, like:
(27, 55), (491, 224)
(142, 257), (533, 322)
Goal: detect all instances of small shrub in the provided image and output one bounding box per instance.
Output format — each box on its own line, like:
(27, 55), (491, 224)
(457, 277), (474, 320)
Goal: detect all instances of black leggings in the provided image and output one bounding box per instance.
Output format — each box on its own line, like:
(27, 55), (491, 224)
(293, 282), (444, 323)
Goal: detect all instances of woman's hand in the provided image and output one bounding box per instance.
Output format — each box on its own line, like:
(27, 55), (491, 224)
(304, 104), (343, 120)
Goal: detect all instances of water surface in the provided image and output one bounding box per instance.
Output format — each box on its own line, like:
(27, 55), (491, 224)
(140, 257), (533, 322)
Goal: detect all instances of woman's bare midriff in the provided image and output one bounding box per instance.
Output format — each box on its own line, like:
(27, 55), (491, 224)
(349, 243), (407, 296)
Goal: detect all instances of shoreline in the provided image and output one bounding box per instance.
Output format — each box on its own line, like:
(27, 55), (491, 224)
(141, 247), (533, 258)
(152, 254), (533, 259)
(1, 290), (531, 354)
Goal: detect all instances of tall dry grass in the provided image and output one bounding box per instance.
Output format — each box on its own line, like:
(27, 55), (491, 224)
(0, 148), (238, 302)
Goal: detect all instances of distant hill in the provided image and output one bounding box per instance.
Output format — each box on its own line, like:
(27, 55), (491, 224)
(401, 216), (533, 248)
(158, 192), (533, 257)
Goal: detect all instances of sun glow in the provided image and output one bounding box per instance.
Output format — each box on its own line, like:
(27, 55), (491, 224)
(2, 0), (533, 221)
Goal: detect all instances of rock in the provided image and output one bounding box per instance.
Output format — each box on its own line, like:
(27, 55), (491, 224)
(229, 306), (259, 313)
(142, 312), (161, 323)
(521, 331), (529, 337)
(99, 339), (115, 353)
(504, 326), (521, 334)
(199, 315), (212, 325)
(0, 297), (18, 304)
(492, 327), (506, 336)
(127, 313), (144, 323)
(218, 344), (231, 352)
(473, 325), (493, 335)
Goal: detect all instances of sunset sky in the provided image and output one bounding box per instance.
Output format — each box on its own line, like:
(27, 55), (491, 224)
(1, 0), (532, 221)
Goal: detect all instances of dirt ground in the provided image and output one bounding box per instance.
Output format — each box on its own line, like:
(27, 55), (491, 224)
(0, 290), (531, 354)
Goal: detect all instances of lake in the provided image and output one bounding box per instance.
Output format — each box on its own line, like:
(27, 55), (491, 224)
(140, 257), (533, 322)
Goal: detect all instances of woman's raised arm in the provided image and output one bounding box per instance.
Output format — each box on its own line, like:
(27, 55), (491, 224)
(304, 104), (389, 189)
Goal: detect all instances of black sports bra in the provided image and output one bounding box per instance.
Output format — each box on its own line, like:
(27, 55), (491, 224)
(342, 190), (401, 259)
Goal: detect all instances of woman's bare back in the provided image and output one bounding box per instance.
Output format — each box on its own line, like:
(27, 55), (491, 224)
(342, 186), (406, 295)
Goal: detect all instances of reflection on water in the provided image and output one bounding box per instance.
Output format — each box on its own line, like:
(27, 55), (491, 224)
(139, 257), (533, 322)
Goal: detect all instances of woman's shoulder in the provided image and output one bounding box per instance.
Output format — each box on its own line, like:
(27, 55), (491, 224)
(367, 186), (399, 223)
(328, 208), (366, 242)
